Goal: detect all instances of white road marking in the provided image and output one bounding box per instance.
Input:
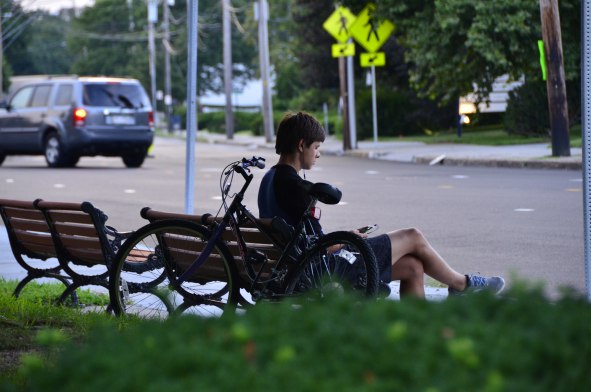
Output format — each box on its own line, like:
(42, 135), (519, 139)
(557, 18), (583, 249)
(514, 208), (534, 212)
(54, 184), (65, 188)
(452, 175), (469, 179)
(124, 189), (136, 194)
(5, 179), (14, 183)
(365, 170), (379, 175)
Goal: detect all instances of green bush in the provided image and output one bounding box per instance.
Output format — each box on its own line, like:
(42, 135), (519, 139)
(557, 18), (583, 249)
(504, 80), (581, 138)
(287, 88), (339, 114)
(503, 81), (550, 137)
(356, 89), (455, 139)
(6, 288), (591, 391)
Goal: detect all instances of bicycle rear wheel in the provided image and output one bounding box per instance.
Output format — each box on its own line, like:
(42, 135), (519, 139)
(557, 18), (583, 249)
(109, 220), (238, 318)
(284, 231), (379, 299)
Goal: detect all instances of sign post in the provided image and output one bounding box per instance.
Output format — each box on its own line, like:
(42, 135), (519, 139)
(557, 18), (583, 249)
(323, 6), (357, 150)
(350, 3), (394, 144)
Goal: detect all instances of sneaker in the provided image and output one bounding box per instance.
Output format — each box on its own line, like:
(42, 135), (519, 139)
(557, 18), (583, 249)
(448, 275), (505, 296)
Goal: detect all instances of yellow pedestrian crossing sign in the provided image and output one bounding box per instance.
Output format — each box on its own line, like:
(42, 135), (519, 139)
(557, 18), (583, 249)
(360, 52), (385, 67)
(332, 43), (355, 58)
(322, 6), (357, 43)
(350, 3), (394, 53)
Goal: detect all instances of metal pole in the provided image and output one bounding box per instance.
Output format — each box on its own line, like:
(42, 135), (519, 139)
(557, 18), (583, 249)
(371, 65), (377, 144)
(148, 0), (158, 127)
(582, 0), (591, 301)
(223, 0), (234, 139)
(185, 0), (199, 214)
(163, 0), (173, 133)
(347, 40), (357, 148)
(257, 0), (274, 143)
(0, 10), (4, 98)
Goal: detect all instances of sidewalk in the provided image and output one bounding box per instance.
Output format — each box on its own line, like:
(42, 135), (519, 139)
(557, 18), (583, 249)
(199, 131), (583, 170)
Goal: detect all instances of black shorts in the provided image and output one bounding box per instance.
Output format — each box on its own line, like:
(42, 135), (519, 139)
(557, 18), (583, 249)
(366, 234), (392, 282)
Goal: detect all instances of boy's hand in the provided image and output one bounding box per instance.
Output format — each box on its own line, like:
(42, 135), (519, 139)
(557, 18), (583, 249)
(351, 228), (368, 239)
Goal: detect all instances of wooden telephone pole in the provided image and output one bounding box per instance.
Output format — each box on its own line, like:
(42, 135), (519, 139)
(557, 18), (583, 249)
(540, 0), (570, 156)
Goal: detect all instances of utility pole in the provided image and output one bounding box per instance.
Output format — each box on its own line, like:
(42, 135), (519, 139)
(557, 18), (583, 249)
(148, 0), (158, 127)
(223, 0), (234, 139)
(540, 0), (570, 156)
(163, 0), (173, 133)
(255, 0), (274, 143)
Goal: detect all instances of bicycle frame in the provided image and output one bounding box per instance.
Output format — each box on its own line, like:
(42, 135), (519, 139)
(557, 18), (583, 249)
(175, 159), (319, 300)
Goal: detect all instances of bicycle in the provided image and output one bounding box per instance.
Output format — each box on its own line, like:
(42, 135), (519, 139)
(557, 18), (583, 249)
(108, 156), (379, 318)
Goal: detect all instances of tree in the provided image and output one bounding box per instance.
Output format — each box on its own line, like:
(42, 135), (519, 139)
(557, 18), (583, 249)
(25, 12), (73, 75)
(347, 0), (580, 109)
(67, 0), (257, 105)
(361, 0), (541, 105)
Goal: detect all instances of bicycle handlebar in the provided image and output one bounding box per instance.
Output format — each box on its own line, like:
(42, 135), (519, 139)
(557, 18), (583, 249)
(224, 156), (265, 179)
(240, 156), (266, 170)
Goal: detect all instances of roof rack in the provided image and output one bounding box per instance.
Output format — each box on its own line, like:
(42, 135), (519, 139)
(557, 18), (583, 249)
(10, 75), (79, 81)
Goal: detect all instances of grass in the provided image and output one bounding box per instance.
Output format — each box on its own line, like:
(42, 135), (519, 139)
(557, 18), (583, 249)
(378, 124), (583, 147)
(0, 279), (122, 384)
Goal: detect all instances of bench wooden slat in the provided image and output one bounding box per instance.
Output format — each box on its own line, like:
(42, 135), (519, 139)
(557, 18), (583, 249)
(47, 211), (94, 225)
(53, 222), (99, 237)
(3, 207), (46, 221)
(66, 248), (105, 264)
(13, 230), (54, 247)
(18, 241), (56, 258)
(55, 235), (102, 252)
(9, 218), (51, 233)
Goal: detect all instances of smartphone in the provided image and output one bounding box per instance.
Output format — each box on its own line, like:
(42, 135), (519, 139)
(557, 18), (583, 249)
(358, 224), (378, 235)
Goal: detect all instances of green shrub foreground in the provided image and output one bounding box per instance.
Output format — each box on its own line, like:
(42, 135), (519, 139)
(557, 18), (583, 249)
(3, 288), (591, 392)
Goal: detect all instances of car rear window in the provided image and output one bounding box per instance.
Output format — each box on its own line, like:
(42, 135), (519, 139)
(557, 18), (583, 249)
(82, 83), (151, 109)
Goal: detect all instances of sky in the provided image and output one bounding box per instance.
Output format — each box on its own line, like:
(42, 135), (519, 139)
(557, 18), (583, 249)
(18, 0), (95, 13)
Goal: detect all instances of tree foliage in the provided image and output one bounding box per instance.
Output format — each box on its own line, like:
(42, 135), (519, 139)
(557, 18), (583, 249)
(354, 0), (580, 106)
(4, 0), (258, 106)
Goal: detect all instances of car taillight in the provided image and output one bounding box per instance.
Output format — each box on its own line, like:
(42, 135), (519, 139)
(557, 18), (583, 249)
(73, 108), (87, 127)
(148, 111), (154, 128)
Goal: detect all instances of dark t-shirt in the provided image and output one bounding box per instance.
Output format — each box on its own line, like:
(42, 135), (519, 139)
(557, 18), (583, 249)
(258, 164), (322, 233)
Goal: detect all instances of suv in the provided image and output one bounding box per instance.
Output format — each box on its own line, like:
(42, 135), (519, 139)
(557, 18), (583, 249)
(0, 75), (154, 168)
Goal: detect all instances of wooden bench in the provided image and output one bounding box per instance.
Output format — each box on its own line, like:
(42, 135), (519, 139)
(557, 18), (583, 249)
(139, 207), (290, 300)
(0, 198), (129, 305)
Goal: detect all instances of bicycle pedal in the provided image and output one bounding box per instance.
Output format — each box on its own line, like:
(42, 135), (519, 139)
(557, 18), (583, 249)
(246, 248), (267, 264)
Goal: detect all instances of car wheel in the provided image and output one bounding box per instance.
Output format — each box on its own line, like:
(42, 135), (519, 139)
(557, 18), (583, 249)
(0, 152), (5, 166)
(66, 155), (80, 167)
(44, 133), (72, 168)
(122, 151), (147, 168)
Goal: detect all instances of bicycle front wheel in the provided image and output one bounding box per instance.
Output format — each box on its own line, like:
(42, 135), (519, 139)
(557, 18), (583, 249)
(284, 231), (379, 299)
(109, 220), (238, 319)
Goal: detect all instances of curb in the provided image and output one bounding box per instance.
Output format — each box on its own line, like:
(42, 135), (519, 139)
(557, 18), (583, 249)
(413, 156), (583, 170)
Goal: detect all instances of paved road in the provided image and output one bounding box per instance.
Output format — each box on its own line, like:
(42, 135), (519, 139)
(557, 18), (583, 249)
(0, 137), (585, 298)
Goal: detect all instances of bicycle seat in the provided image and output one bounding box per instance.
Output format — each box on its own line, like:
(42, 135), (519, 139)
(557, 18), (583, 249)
(309, 182), (342, 205)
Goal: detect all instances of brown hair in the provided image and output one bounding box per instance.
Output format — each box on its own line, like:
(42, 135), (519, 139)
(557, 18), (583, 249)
(275, 111), (326, 154)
